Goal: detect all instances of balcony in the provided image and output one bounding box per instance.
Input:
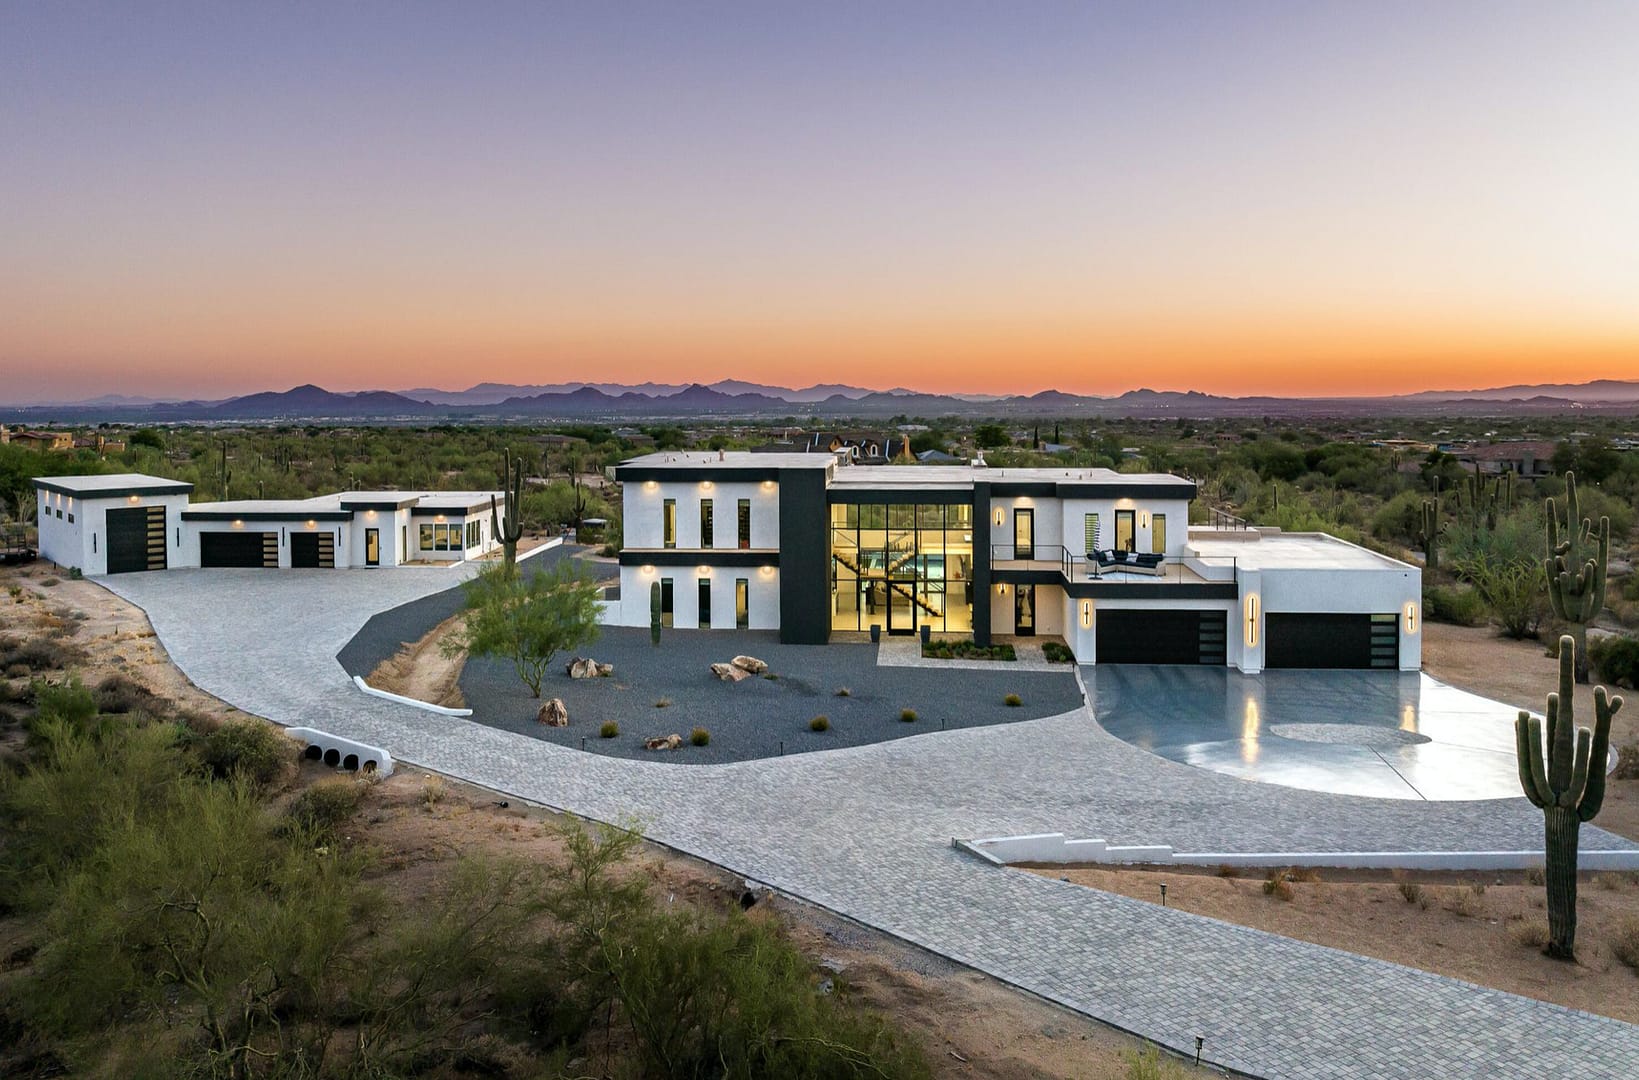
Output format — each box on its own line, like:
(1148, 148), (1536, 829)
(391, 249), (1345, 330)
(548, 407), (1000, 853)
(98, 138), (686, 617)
(990, 544), (1237, 587)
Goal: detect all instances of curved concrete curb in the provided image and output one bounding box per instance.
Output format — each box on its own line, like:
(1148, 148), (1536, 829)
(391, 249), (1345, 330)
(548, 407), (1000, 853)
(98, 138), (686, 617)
(956, 831), (1639, 871)
(352, 675), (473, 717)
(287, 727), (396, 777)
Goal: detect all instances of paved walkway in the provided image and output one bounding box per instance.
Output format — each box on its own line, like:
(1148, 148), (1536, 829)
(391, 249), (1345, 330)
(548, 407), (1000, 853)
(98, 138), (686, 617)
(105, 567), (1639, 1079)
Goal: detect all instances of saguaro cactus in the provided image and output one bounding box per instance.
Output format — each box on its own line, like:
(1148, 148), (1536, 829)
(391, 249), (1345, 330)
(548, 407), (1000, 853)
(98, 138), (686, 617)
(1416, 478), (1444, 571)
(1515, 635), (1622, 959)
(490, 448), (525, 572)
(1545, 471), (1609, 683)
(217, 443), (233, 500)
(649, 580), (662, 646)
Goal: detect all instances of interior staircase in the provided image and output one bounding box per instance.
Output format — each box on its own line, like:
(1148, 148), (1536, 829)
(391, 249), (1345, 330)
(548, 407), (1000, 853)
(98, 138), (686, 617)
(831, 550), (941, 618)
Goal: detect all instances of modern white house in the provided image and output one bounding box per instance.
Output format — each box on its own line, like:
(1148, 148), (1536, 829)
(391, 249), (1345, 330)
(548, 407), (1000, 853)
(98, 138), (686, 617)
(611, 452), (1422, 672)
(33, 473), (502, 574)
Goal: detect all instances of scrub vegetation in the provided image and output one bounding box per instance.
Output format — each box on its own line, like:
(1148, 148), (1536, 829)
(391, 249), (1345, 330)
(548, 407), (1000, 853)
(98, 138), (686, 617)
(443, 560), (603, 697)
(0, 676), (932, 1079)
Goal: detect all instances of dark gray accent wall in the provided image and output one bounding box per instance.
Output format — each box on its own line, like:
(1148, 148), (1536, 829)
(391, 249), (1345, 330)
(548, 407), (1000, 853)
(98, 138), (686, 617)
(826, 488), (971, 505)
(619, 549), (779, 568)
(971, 480), (991, 646)
(778, 466), (831, 644)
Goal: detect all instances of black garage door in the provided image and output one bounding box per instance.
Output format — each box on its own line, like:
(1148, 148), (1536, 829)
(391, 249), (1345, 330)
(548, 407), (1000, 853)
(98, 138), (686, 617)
(289, 532), (335, 568)
(200, 531), (275, 568)
(1266, 613), (1398, 669)
(107, 506), (166, 574)
(1097, 609), (1227, 665)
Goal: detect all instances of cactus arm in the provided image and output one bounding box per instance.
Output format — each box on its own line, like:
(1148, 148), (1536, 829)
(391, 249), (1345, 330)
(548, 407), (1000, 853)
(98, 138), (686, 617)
(1580, 688), (1622, 821)
(1547, 639), (1577, 794)
(1517, 712), (1549, 808)
(1561, 728), (1592, 809)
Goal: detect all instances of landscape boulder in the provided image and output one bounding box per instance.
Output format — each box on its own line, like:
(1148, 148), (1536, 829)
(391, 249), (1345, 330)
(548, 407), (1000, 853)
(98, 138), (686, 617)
(710, 662), (751, 682)
(536, 698), (570, 726)
(566, 657), (614, 679)
(644, 733), (684, 751)
(730, 655), (768, 675)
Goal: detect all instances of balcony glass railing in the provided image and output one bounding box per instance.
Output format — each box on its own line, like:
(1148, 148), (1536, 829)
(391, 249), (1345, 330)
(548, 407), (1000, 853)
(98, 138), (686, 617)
(991, 545), (1236, 583)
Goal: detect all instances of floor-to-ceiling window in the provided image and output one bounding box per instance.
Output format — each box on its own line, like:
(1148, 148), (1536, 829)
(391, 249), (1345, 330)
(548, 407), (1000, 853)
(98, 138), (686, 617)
(829, 500), (973, 634)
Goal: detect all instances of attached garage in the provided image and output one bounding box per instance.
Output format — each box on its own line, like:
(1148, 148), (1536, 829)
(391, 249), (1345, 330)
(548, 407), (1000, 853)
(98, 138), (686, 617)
(1266, 613), (1398, 669)
(106, 506), (167, 574)
(290, 532), (336, 568)
(200, 530), (276, 568)
(1096, 609), (1227, 665)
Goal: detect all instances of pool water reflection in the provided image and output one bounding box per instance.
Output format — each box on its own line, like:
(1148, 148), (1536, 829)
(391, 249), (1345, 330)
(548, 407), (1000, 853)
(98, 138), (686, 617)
(1088, 666), (1531, 801)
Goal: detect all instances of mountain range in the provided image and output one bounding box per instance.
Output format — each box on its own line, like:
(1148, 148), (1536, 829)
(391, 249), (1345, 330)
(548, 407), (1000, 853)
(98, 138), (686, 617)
(3, 378), (1637, 424)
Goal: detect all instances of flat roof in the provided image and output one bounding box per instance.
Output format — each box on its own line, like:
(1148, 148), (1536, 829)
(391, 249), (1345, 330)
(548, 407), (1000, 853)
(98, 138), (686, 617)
(620, 451), (834, 470)
(1187, 530), (1415, 572)
(34, 472), (193, 497)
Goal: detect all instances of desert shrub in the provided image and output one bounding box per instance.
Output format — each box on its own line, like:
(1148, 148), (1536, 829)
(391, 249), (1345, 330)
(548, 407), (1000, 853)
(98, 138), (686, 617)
(1397, 880), (1424, 905)
(1262, 870), (1293, 901)
(809, 715), (829, 732)
(1042, 641), (1075, 663)
(654, 697), (672, 709)
(1615, 743), (1639, 781)
(1288, 866), (1321, 883)
(899, 708), (917, 723)
(1510, 917), (1550, 948)
(690, 727), (710, 746)
(1444, 885), (1485, 917)
(195, 718), (293, 790)
(1123, 1042), (1188, 1080)
(93, 673), (162, 715)
(1589, 634), (1639, 689)
(834, 686), (851, 697)
(422, 776), (447, 808)
(921, 639), (1016, 661)
(5, 662), (28, 679)
(599, 720), (620, 739)
(1454, 552), (1547, 639)
(1526, 867), (1546, 885)
(283, 777), (367, 838)
(1607, 919), (1639, 972)
(1004, 693), (1022, 707)
(1424, 584), (1487, 626)
(38, 577), (58, 587)
(0, 635), (78, 672)
(1215, 864), (1239, 878)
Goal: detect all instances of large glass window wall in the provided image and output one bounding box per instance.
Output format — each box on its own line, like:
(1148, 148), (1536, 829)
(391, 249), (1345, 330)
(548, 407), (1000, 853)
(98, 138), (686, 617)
(829, 501), (973, 634)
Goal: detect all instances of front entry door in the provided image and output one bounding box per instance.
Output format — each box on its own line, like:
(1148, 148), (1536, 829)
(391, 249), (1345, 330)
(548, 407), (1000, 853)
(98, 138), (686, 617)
(365, 528), (380, 566)
(886, 575), (917, 635)
(1014, 584), (1036, 636)
(1013, 508), (1034, 560)
(1115, 509), (1136, 553)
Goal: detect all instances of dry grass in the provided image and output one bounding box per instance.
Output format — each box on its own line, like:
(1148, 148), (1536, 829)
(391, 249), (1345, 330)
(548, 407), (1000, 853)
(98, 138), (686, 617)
(1263, 870), (1294, 902)
(1614, 918), (1639, 972)
(1510, 917), (1550, 949)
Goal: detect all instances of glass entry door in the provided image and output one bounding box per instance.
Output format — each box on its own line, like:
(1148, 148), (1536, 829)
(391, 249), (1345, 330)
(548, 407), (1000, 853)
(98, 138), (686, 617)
(886, 574), (917, 635)
(1013, 508), (1034, 560)
(365, 528), (379, 566)
(1014, 584), (1036, 636)
(1115, 510), (1136, 553)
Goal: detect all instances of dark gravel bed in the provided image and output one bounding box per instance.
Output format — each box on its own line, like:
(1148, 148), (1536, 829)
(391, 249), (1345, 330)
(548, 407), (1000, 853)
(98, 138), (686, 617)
(336, 544), (581, 677)
(458, 626), (1083, 764)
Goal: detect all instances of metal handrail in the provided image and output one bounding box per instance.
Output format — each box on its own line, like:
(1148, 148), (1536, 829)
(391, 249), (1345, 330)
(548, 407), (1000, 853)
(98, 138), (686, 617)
(1065, 550), (1237, 583)
(990, 543), (1065, 563)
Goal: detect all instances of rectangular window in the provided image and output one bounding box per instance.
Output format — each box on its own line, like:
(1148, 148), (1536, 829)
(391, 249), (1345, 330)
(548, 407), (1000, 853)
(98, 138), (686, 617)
(737, 499), (751, 549)
(1115, 509), (1135, 552)
(660, 578), (674, 628)
(1152, 514), (1167, 554)
(1084, 512), (1100, 554)
(419, 523), (434, 551)
(67, 513), (74, 523)
(700, 499), (714, 548)
(736, 578), (749, 629)
(698, 577), (712, 628)
(663, 499), (676, 549)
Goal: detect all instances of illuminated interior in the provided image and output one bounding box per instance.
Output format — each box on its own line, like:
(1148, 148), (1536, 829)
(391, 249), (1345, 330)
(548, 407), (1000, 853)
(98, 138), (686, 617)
(829, 501), (973, 634)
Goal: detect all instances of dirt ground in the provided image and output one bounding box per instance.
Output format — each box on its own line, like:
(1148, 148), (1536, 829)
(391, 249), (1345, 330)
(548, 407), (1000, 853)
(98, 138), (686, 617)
(1028, 863), (1639, 1024)
(0, 561), (1177, 1080)
(1422, 621), (1639, 840)
(368, 612), (468, 708)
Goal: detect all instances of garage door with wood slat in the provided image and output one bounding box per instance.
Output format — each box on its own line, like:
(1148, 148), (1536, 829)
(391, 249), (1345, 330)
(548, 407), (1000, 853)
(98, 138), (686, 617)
(107, 506), (167, 574)
(1266, 612), (1398, 669)
(1096, 609), (1227, 665)
(290, 532), (336, 568)
(200, 531), (276, 568)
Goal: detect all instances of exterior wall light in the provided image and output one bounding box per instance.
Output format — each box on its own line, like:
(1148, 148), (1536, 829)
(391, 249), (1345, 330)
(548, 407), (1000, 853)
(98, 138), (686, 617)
(1403, 601), (1420, 634)
(233, 519), (243, 529)
(700, 480), (714, 490)
(126, 494), (140, 504)
(996, 583), (1007, 595)
(640, 564), (655, 575)
(761, 480), (775, 490)
(1080, 601), (1093, 629)
(1140, 512), (1149, 527)
(644, 480), (658, 491)
(759, 565), (775, 576)
(994, 508), (1005, 526)
(698, 565), (712, 576)
(433, 514), (445, 522)
(1244, 593), (1260, 648)
(306, 519), (316, 529)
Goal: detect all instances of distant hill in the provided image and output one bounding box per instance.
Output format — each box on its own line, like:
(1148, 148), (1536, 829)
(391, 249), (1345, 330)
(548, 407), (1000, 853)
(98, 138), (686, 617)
(1397, 379), (1639, 404)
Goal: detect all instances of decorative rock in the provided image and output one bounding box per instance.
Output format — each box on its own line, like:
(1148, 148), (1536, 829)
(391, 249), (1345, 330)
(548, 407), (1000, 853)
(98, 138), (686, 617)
(731, 655), (768, 675)
(537, 698), (569, 726)
(711, 662), (751, 682)
(567, 657), (614, 679)
(644, 733), (684, 751)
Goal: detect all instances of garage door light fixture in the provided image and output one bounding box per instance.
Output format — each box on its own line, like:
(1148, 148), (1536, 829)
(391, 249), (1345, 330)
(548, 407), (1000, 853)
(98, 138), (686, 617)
(1244, 594), (1260, 648)
(1403, 602), (1419, 635)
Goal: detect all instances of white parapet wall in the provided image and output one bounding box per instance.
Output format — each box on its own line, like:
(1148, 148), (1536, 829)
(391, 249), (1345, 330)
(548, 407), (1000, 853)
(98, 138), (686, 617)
(287, 727), (396, 777)
(955, 832), (1639, 872)
(352, 675), (474, 717)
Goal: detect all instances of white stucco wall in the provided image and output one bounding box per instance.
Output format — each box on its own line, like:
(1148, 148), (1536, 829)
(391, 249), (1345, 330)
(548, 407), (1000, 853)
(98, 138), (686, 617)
(615, 564), (780, 630)
(624, 478), (780, 550)
(39, 490), (191, 576)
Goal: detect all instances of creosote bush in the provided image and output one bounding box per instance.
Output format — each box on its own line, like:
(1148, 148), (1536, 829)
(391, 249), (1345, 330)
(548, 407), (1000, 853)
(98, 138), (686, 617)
(690, 726), (710, 746)
(809, 715), (830, 732)
(1612, 918), (1639, 971)
(899, 708), (917, 723)
(196, 717), (294, 790)
(283, 776), (367, 839)
(1397, 880), (1424, 905)
(599, 720), (620, 738)
(1003, 693), (1022, 707)
(1262, 869), (1294, 901)
(1042, 641), (1075, 664)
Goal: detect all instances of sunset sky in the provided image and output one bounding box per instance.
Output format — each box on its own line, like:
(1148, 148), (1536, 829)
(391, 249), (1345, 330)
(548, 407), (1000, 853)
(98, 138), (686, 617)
(4, 2), (1637, 403)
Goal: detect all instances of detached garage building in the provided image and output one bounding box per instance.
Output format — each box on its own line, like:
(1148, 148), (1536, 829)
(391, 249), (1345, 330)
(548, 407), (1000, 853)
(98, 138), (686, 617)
(34, 474), (503, 575)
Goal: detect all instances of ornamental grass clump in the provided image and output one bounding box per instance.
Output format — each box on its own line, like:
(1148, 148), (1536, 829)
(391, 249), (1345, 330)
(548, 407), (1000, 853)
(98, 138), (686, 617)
(899, 708), (917, 723)
(599, 720), (619, 739)
(690, 727), (710, 747)
(809, 716), (830, 732)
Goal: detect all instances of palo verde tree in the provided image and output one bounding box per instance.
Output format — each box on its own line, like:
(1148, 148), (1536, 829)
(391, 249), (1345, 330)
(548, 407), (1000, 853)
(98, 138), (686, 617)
(444, 560), (602, 697)
(1514, 634), (1622, 959)
(1545, 471), (1610, 683)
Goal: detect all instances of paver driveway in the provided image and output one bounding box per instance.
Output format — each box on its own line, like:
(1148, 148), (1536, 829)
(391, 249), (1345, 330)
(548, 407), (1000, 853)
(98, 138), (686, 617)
(105, 566), (1639, 1080)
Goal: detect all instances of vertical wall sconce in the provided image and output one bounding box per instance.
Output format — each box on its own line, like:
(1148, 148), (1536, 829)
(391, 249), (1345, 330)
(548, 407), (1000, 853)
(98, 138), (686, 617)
(1140, 511), (1149, 527)
(1404, 602), (1419, 634)
(993, 507), (1005, 526)
(1080, 601), (1093, 629)
(1244, 593), (1260, 648)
